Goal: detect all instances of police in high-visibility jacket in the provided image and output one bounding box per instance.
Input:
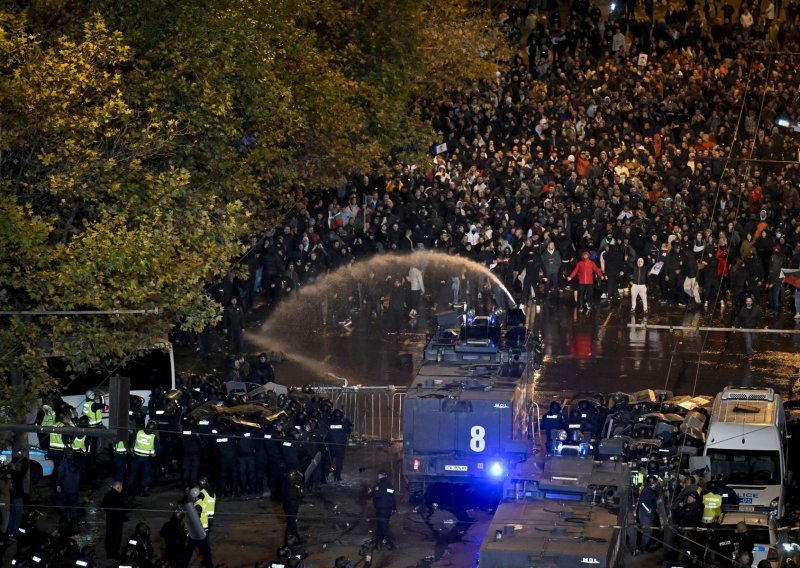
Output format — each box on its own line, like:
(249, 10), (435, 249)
(128, 421), (158, 497)
(41, 405), (56, 427)
(83, 390), (105, 427)
(194, 479), (216, 531)
(189, 487), (217, 532)
(702, 489), (723, 524)
(50, 420), (68, 451)
(113, 439), (129, 482)
(72, 434), (88, 453)
(49, 414), (74, 474)
(134, 427), (157, 457)
(631, 468), (645, 488)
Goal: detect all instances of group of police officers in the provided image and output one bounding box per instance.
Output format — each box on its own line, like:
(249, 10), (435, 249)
(13, 380), (382, 567)
(539, 397), (772, 568)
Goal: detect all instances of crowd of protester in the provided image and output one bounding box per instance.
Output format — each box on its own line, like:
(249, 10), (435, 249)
(215, 0), (800, 332)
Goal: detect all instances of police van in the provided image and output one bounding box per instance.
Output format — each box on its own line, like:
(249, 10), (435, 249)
(702, 387), (788, 517)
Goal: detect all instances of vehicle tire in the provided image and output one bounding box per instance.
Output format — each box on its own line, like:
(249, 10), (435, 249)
(30, 461), (43, 485)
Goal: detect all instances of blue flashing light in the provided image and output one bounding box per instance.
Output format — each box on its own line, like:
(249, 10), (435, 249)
(488, 312), (496, 325)
(466, 313), (475, 325)
(489, 460), (504, 477)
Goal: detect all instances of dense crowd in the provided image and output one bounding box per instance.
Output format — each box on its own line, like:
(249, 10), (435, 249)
(215, 0), (800, 333)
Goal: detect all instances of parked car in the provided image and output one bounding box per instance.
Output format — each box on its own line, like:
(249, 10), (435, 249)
(1, 446), (54, 484)
(715, 512), (780, 568)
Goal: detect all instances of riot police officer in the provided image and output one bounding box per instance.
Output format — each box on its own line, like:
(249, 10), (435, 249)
(326, 409), (352, 482)
(215, 422), (238, 497)
(128, 420), (158, 497)
(129, 395), (147, 429)
(160, 508), (188, 567)
(540, 401), (566, 452)
(282, 469), (304, 543)
(182, 416), (203, 489)
(714, 475), (740, 507)
(254, 422), (269, 497)
(122, 522), (156, 566)
(566, 408), (585, 444)
(370, 469), (397, 550)
(152, 394), (181, 480)
(236, 425), (257, 497)
(285, 534), (309, 566)
(281, 427), (302, 471)
(637, 474), (660, 553)
(264, 421), (284, 498)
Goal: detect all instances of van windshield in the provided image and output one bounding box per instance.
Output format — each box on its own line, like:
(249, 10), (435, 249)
(45, 348), (173, 396)
(707, 449), (780, 485)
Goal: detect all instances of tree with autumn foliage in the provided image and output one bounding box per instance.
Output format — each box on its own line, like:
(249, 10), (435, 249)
(0, 0), (509, 417)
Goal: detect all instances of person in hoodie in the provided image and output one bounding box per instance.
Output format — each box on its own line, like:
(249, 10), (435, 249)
(567, 251), (604, 312)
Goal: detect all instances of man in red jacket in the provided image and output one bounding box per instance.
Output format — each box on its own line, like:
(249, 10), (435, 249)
(568, 251), (605, 312)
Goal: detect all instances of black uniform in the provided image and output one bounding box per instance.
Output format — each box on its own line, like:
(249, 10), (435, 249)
(282, 471), (304, 542)
(182, 428), (203, 489)
(326, 412), (352, 481)
(236, 430), (257, 495)
(215, 428), (238, 496)
(264, 428), (283, 497)
(372, 473), (397, 550)
(540, 403), (566, 452)
(160, 513), (187, 567)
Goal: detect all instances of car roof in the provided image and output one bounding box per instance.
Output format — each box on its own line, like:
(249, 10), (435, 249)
(718, 512), (773, 530)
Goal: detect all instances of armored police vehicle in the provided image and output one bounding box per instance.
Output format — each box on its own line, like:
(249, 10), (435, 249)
(479, 445), (631, 567)
(402, 308), (538, 500)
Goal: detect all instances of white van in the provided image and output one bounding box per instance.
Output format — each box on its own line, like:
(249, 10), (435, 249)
(48, 343), (176, 426)
(703, 387), (788, 517)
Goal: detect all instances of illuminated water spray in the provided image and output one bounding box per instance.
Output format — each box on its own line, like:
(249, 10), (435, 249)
(250, 250), (517, 382)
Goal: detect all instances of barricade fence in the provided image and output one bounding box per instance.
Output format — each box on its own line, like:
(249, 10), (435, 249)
(311, 385), (408, 442)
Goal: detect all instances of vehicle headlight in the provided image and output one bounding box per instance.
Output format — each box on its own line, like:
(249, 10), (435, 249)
(770, 498), (779, 509)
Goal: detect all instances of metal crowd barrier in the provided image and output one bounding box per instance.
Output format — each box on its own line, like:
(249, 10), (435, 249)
(311, 385), (408, 442)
